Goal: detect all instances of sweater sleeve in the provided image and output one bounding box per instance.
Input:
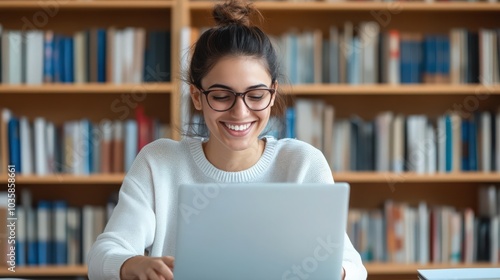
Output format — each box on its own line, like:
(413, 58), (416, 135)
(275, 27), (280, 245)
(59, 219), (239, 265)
(87, 151), (157, 280)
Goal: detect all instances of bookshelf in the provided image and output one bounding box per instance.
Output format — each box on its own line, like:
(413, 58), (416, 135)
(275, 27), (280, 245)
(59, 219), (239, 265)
(0, 0), (499, 279)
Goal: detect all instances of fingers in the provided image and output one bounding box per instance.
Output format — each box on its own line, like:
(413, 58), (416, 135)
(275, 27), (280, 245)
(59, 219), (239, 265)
(162, 256), (175, 270)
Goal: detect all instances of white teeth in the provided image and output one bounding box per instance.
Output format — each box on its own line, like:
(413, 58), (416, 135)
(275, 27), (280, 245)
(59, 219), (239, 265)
(225, 123), (251, 131)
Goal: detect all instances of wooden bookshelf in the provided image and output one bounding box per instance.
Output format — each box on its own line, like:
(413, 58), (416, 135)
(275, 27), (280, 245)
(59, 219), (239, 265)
(1, 0), (499, 278)
(0, 265), (87, 277)
(0, 83), (173, 94)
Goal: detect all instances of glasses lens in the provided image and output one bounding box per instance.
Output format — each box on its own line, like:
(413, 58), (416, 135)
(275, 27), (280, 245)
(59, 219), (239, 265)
(206, 90), (235, 111)
(244, 89), (272, 110)
(206, 89), (273, 111)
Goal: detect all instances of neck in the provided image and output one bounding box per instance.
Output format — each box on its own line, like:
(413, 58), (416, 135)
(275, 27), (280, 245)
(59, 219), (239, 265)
(203, 139), (265, 172)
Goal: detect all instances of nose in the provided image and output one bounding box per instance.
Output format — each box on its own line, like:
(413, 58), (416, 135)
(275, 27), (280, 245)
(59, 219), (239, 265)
(229, 95), (249, 117)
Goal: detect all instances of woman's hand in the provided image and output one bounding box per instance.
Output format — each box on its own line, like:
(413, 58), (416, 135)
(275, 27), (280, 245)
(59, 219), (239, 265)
(341, 267), (345, 279)
(120, 255), (175, 280)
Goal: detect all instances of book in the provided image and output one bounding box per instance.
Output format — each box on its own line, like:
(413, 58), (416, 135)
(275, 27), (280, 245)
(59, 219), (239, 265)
(418, 268), (500, 280)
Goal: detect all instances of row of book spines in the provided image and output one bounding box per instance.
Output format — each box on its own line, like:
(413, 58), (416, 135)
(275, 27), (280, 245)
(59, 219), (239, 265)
(1, 105), (169, 175)
(0, 27), (171, 85)
(281, 102), (500, 173)
(348, 191), (500, 264)
(268, 27), (498, 85)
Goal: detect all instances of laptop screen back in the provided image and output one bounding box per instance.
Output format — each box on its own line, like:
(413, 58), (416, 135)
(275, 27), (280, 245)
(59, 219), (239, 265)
(174, 182), (350, 280)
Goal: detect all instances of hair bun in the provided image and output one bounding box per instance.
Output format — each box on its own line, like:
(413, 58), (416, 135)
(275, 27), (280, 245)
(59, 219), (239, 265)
(213, 0), (255, 27)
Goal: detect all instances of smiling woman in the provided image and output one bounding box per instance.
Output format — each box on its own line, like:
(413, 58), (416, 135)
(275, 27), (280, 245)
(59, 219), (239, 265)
(86, 0), (367, 279)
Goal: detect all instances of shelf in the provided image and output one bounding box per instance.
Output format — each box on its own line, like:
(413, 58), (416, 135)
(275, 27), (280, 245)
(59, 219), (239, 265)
(334, 172), (500, 183)
(283, 84), (500, 95)
(2, 172), (499, 185)
(0, 265), (87, 277)
(365, 262), (499, 275)
(0, 83), (173, 94)
(1, 263), (497, 277)
(0, 1), (174, 9)
(189, 1), (500, 12)
(1, 174), (125, 184)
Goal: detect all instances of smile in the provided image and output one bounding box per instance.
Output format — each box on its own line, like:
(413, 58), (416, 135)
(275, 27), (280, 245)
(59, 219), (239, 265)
(224, 122), (252, 131)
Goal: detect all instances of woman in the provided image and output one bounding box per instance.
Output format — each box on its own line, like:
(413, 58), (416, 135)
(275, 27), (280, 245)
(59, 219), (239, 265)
(87, 0), (367, 279)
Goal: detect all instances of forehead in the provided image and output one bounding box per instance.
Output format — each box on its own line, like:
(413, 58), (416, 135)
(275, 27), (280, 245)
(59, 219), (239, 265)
(202, 56), (272, 88)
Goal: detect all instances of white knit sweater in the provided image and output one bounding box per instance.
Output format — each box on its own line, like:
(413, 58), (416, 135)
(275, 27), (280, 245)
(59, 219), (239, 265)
(87, 137), (367, 280)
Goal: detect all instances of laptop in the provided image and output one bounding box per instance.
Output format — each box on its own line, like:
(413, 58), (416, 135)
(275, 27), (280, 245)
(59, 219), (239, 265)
(174, 182), (350, 280)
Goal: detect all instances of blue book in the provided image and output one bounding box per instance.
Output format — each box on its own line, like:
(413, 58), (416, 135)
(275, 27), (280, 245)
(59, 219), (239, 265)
(8, 117), (21, 172)
(124, 119), (138, 172)
(63, 37), (74, 83)
(43, 31), (55, 82)
(468, 116), (478, 171)
(52, 200), (68, 265)
(37, 200), (51, 265)
(400, 39), (411, 84)
(97, 28), (107, 83)
(424, 35), (437, 82)
(461, 120), (469, 171)
(285, 107), (295, 139)
(445, 115), (453, 172)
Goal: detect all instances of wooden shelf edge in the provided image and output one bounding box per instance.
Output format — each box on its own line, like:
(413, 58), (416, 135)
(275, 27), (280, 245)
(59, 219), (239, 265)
(0, 83), (173, 94)
(0, 174), (125, 184)
(0, 1), (174, 9)
(365, 262), (499, 274)
(1, 172), (498, 184)
(190, 1), (500, 11)
(284, 84), (500, 95)
(0, 265), (87, 276)
(333, 172), (500, 183)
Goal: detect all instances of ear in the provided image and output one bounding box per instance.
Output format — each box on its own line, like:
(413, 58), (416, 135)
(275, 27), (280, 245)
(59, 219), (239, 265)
(190, 85), (203, 111)
(270, 81), (278, 107)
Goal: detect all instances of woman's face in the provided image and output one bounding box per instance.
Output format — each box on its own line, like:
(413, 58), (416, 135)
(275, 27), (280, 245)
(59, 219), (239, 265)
(191, 56), (276, 153)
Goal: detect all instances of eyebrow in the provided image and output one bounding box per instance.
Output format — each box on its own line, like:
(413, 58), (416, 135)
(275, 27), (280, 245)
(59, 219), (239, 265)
(206, 83), (268, 90)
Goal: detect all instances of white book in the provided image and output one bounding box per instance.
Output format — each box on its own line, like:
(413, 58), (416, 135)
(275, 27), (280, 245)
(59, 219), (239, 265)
(20, 117), (33, 174)
(426, 124), (437, 174)
(132, 28), (146, 83)
(375, 111), (393, 172)
(113, 29), (123, 84)
(3, 31), (23, 84)
(418, 202), (429, 264)
(391, 114), (405, 173)
(322, 104), (335, 166)
(24, 30), (44, 84)
(46, 122), (55, 174)
(295, 99), (324, 151)
(82, 206), (95, 264)
(122, 28), (135, 83)
(463, 208), (475, 264)
(34, 117), (48, 175)
(491, 216), (499, 264)
(360, 21), (379, 84)
(74, 31), (88, 83)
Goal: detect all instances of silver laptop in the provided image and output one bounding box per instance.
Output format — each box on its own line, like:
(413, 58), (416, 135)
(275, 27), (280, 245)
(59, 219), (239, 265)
(174, 182), (350, 280)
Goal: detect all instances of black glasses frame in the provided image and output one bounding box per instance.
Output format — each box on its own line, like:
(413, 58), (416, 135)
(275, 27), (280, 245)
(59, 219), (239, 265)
(198, 87), (276, 112)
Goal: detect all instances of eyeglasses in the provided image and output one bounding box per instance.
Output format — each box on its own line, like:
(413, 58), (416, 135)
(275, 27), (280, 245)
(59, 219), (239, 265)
(198, 87), (276, 112)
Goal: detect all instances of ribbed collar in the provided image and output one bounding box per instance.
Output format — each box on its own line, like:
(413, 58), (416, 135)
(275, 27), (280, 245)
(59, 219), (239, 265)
(186, 136), (277, 183)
